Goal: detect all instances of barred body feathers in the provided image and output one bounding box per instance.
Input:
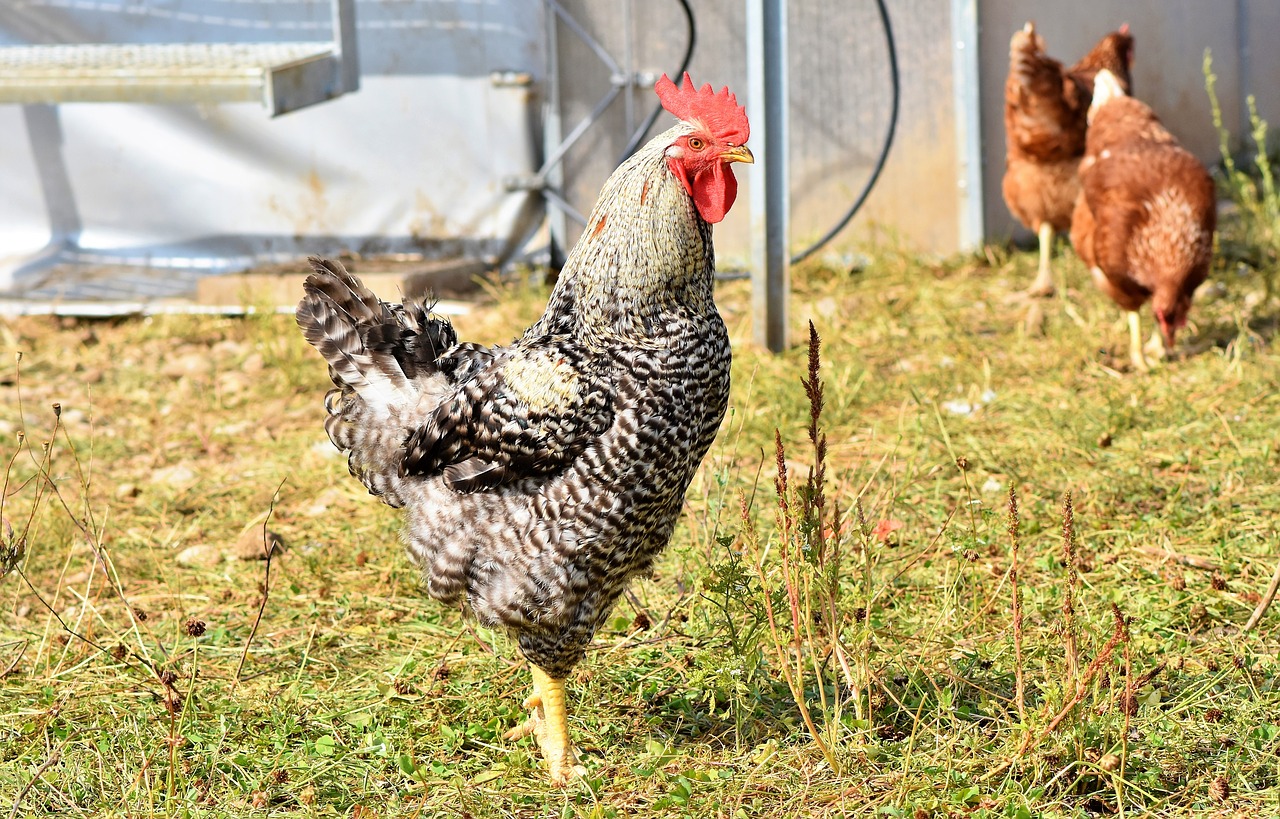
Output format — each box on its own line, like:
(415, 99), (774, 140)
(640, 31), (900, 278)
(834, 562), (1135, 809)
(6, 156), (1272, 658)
(297, 111), (742, 678)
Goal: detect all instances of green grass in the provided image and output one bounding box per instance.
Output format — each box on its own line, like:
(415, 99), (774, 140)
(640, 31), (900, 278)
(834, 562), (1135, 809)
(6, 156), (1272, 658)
(1, 241), (1278, 818)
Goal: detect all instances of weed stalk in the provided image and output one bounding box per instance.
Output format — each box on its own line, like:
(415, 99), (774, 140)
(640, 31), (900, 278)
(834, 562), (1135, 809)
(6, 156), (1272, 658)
(1008, 485), (1027, 725)
(1061, 491), (1080, 696)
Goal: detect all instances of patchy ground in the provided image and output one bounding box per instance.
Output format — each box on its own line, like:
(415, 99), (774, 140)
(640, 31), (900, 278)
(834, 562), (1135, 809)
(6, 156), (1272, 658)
(1, 245), (1278, 818)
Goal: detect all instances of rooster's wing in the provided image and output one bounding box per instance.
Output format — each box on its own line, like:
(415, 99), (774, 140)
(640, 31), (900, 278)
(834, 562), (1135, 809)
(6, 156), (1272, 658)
(403, 339), (614, 493)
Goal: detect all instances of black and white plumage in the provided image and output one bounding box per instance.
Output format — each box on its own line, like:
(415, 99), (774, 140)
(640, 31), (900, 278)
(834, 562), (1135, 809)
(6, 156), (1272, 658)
(297, 73), (750, 782)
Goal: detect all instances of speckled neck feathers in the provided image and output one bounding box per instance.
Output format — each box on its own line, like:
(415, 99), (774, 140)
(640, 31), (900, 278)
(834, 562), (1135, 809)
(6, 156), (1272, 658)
(533, 124), (714, 347)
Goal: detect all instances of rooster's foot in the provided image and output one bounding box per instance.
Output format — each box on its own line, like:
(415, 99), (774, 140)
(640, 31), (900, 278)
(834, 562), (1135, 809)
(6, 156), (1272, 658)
(506, 666), (586, 786)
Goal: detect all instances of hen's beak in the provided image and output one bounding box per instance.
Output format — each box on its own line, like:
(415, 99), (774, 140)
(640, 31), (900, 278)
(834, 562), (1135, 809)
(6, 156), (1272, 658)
(720, 146), (754, 165)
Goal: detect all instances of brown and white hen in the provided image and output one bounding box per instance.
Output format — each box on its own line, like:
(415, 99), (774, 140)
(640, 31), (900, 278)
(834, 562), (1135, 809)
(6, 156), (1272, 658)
(1070, 69), (1216, 371)
(1003, 22), (1134, 297)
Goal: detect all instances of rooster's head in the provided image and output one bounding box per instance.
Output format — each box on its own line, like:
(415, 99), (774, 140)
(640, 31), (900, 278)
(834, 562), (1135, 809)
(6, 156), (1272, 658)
(656, 72), (753, 224)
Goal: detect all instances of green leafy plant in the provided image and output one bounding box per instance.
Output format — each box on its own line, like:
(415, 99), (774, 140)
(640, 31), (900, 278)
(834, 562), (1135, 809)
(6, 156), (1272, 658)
(1205, 49), (1280, 304)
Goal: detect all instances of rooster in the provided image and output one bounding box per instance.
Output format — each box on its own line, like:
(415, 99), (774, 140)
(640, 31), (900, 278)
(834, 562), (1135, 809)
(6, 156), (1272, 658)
(295, 73), (751, 784)
(1002, 21), (1134, 296)
(1070, 69), (1215, 371)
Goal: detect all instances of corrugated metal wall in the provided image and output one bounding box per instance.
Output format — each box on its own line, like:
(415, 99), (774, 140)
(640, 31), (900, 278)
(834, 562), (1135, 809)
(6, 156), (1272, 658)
(548, 0), (960, 262)
(549, 0), (1279, 258)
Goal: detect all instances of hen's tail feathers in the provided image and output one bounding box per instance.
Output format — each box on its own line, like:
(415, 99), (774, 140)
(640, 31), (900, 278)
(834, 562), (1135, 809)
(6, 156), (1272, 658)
(298, 257), (459, 505)
(296, 256), (457, 412)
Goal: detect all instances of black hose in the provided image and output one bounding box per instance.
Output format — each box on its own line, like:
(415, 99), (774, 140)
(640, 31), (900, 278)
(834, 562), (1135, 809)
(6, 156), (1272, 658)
(791, 0), (899, 265)
(617, 0), (696, 164)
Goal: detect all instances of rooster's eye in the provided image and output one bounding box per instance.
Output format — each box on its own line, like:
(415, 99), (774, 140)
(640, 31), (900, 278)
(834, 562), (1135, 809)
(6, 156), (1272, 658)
(688, 137), (705, 151)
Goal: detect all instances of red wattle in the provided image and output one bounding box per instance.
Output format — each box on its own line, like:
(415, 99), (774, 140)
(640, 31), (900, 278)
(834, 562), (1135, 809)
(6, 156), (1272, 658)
(691, 163), (737, 224)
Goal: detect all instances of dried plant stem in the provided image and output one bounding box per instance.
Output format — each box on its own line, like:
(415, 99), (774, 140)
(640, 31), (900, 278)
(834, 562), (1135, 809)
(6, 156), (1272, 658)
(1061, 491), (1080, 695)
(1008, 486), (1027, 725)
(856, 499), (874, 724)
(1018, 605), (1128, 756)
(8, 749), (61, 819)
(1242, 552), (1280, 633)
(1118, 639), (1133, 810)
(0, 640), (26, 677)
(15, 406), (162, 684)
(747, 447), (839, 773)
(234, 478), (288, 686)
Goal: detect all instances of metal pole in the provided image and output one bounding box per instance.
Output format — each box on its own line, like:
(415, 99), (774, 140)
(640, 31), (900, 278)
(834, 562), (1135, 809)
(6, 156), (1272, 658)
(747, 0), (789, 352)
(543, 5), (568, 262)
(331, 0), (360, 94)
(950, 0), (984, 251)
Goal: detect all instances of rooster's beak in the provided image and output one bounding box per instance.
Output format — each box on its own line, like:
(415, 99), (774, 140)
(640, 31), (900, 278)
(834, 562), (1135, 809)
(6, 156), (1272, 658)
(720, 146), (754, 165)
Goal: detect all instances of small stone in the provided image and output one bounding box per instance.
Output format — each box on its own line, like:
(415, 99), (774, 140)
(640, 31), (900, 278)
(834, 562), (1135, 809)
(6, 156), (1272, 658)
(302, 486), (346, 517)
(235, 528), (286, 561)
(161, 352), (209, 380)
(116, 483), (141, 500)
(1099, 753), (1121, 772)
(241, 352), (265, 374)
(216, 371), (252, 395)
(175, 543), (222, 569)
(151, 465), (197, 488)
(211, 340), (248, 359)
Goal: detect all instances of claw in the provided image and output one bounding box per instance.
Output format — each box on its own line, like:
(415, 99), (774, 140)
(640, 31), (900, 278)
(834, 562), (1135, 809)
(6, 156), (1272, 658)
(506, 665), (585, 785)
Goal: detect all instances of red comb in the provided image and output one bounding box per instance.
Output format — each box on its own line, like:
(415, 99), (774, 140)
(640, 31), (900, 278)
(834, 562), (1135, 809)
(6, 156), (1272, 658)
(1119, 22), (1129, 34)
(655, 72), (749, 145)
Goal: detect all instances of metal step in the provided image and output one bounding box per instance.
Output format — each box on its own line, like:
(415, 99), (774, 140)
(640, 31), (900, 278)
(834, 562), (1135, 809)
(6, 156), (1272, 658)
(0, 0), (358, 116)
(0, 43), (343, 115)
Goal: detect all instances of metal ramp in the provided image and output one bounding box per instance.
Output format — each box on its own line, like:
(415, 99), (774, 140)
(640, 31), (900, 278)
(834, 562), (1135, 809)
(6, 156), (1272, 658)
(0, 0), (358, 116)
(0, 0), (360, 307)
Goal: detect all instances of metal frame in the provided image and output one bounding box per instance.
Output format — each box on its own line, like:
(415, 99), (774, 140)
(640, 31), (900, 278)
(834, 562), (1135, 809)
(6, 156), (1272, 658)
(951, 0), (985, 251)
(5, 0), (360, 288)
(514, 0), (658, 259)
(0, 0), (358, 117)
(747, 0), (790, 352)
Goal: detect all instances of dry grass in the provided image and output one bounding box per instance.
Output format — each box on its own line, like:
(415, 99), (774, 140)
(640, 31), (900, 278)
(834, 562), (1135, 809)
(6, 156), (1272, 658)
(1, 240), (1278, 817)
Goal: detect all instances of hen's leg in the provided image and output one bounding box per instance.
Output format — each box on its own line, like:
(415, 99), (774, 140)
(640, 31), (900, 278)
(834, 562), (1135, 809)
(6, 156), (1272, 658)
(1127, 311), (1151, 372)
(1144, 328), (1168, 361)
(1028, 222), (1056, 297)
(504, 665), (584, 785)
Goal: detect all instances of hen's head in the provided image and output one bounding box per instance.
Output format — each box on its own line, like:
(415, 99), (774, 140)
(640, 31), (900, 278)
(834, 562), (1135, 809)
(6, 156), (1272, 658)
(1081, 25), (1135, 86)
(1153, 291), (1194, 348)
(656, 72), (753, 224)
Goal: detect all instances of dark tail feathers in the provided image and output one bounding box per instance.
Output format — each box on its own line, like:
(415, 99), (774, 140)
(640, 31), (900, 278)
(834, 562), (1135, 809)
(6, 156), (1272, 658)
(296, 256), (458, 408)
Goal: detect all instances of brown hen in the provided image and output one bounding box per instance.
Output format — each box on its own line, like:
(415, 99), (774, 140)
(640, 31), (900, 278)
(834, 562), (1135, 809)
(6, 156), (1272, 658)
(1070, 70), (1216, 371)
(1003, 22), (1134, 296)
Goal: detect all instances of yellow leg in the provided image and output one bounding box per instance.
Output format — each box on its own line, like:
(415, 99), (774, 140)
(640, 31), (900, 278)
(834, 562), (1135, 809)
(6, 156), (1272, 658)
(1028, 222), (1056, 297)
(504, 665), (584, 786)
(1127, 311), (1149, 372)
